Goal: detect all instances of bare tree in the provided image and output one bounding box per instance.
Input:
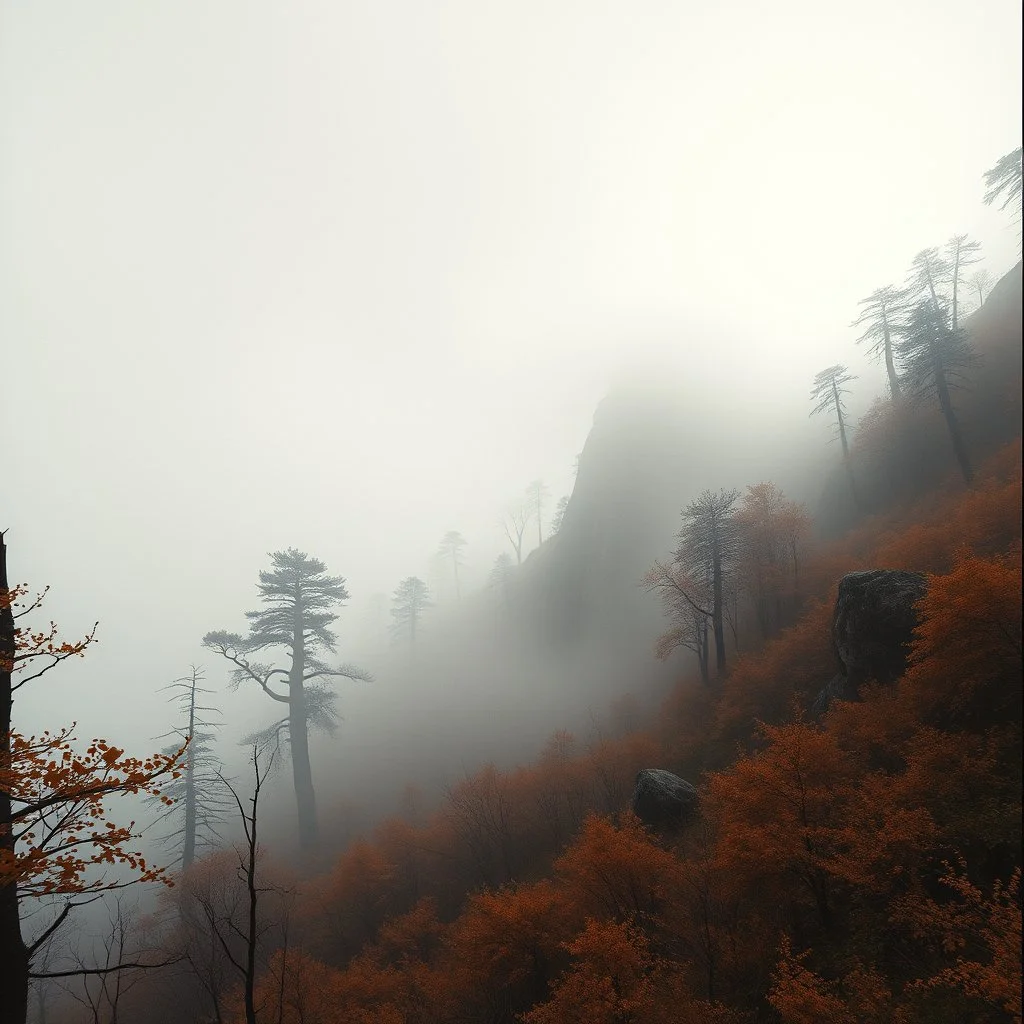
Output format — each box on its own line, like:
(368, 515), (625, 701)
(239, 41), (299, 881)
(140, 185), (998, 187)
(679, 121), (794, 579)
(642, 561), (711, 683)
(945, 234), (982, 331)
(501, 505), (529, 565)
(810, 364), (860, 508)
(525, 479), (550, 548)
(202, 549), (371, 850)
(147, 667), (231, 872)
(190, 745), (281, 1024)
(852, 285), (908, 400)
(63, 896), (155, 1024)
(898, 299), (975, 484)
(966, 268), (993, 307)
(389, 577), (431, 649)
(437, 531), (467, 599)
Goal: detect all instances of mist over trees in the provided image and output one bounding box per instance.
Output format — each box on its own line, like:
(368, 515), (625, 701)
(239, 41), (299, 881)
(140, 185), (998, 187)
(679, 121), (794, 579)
(389, 577), (431, 649)
(147, 667), (231, 872)
(202, 549), (371, 851)
(2, 26), (1020, 1014)
(810, 363), (859, 506)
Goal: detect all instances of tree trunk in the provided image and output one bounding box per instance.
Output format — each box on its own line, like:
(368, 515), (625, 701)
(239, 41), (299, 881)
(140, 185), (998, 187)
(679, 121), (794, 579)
(711, 546), (727, 677)
(882, 321), (902, 400)
(934, 356), (974, 485)
(289, 614), (317, 850)
(1, 535), (30, 1024)
(182, 671), (197, 871)
(243, 817), (258, 1024)
(832, 381), (861, 509)
(951, 249), (961, 331)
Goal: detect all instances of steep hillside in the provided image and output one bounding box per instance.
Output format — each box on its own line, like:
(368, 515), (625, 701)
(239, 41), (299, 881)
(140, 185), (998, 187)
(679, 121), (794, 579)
(816, 262), (1022, 537)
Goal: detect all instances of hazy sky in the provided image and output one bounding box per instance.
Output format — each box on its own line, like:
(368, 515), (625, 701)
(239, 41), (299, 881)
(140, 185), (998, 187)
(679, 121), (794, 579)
(2, 1), (1021, 748)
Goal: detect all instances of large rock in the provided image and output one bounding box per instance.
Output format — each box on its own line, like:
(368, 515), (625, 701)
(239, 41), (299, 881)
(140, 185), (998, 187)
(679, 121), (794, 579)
(632, 768), (698, 831)
(813, 569), (928, 712)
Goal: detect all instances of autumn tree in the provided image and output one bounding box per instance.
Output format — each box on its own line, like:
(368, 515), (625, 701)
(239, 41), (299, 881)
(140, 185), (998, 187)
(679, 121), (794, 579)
(810, 364), (859, 508)
(944, 234), (982, 331)
(898, 300), (975, 484)
(148, 667), (231, 872)
(202, 548), (370, 850)
(735, 483), (811, 639)
(852, 285), (908, 400)
(526, 479), (550, 548)
(1, 534), (182, 1024)
(389, 577), (431, 650)
(437, 531), (467, 599)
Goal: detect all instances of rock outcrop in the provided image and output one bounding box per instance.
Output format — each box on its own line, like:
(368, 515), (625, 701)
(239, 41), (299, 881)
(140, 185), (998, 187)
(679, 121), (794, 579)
(632, 768), (698, 831)
(813, 569), (928, 712)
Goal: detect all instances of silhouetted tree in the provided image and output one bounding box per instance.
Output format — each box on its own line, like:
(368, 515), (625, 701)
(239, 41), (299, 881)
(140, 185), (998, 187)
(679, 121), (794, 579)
(945, 234), (982, 331)
(202, 548), (370, 850)
(525, 480), (550, 548)
(983, 146), (1022, 244)
(437, 531), (467, 599)
(206, 745), (276, 1024)
(676, 488), (740, 677)
(852, 285), (908, 400)
(551, 495), (570, 536)
(899, 300), (975, 484)
(642, 561), (711, 683)
(147, 667), (231, 872)
(967, 268), (993, 307)
(501, 506), (529, 566)
(907, 247), (951, 311)
(810, 364), (860, 507)
(390, 577), (431, 649)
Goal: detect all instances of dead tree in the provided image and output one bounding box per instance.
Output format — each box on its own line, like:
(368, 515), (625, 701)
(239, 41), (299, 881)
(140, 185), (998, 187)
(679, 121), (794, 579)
(810, 364), (860, 509)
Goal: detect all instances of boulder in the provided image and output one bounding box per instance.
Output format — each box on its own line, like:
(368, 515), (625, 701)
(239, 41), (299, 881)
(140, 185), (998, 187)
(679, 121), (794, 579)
(813, 569), (928, 712)
(632, 768), (698, 831)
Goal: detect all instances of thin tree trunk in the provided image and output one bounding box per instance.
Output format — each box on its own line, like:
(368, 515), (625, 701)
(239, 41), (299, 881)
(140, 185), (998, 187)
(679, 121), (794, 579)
(882, 320), (902, 400)
(1, 535), (30, 1024)
(934, 358), (974, 485)
(832, 381), (861, 509)
(289, 611), (317, 850)
(711, 545), (726, 676)
(182, 670), (198, 871)
(951, 249), (961, 331)
(242, 779), (260, 1024)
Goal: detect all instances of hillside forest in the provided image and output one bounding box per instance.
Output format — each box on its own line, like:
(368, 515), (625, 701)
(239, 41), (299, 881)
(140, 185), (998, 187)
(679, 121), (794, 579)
(2, 151), (1023, 1023)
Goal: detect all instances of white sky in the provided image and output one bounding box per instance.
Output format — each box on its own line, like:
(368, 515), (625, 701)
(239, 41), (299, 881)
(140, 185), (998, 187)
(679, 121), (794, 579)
(2, 0), (1021, 749)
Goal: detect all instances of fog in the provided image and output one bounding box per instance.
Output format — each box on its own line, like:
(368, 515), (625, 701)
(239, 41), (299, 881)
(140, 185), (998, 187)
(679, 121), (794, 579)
(2, 1), (1021, 858)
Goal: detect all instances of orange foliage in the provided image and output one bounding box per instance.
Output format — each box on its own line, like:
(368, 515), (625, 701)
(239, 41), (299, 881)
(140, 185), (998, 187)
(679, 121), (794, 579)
(522, 917), (731, 1024)
(553, 814), (681, 925)
(1, 578), (183, 901)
